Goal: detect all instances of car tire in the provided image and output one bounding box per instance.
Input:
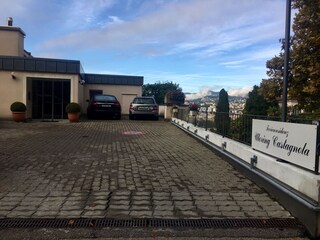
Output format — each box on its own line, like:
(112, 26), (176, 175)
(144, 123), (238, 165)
(154, 116), (159, 121)
(116, 115), (121, 120)
(129, 114), (133, 120)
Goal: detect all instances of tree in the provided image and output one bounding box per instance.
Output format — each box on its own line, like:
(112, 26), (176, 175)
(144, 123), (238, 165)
(260, 51), (286, 101)
(142, 81), (182, 105)
(244, 85), (272, 116)
(290, 0), (320, 111)
(214, 89), (230, 135)
(262, 0), (320, 112)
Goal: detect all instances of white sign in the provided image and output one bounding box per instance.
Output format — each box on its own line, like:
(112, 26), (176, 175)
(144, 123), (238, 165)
(252, 119), (318, 171)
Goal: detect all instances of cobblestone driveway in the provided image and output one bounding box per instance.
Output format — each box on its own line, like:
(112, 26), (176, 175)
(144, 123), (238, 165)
(0, 120), (291, 219)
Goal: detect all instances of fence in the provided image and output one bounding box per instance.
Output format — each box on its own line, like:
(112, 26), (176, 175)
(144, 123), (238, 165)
(174, 108), (314, 146)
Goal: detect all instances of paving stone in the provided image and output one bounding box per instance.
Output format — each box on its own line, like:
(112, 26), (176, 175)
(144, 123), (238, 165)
(112, 196), (130, 200)
(106, 210), (130, 217)
(130, 205), (152, 211)
(241, 205), (263, 211)
(178, 210), (198, 217)
(153, 200), (173, 206)
(267, 211), (292, 218)
(109, 200), (130, 205)
(82, 210), (106, 217)
(195, 200), (216, 206)
(154, 205), (174, 211)
(132, 196), (150, 201)
(13, 206), (38, 211)
(193, 196), (213, 201)
(0, 201), (20, 206)
(215, 201), (238, 206)
(236, 200), (257, 206)
(89, 200), (108, 205)
(219, 206), (241, 211)
(222, 211), (246, 218)
(245, 211), (268, 217)
(174, 200), (194, 206)
(0, 211), (10, 217)
(197, 206), (219, 212)
(61, 205), (82, 211)
(131, 200), (151, 205)
(153, 210), (174, 217)
(134, 192), (151, 196)
(129, 211), (153, 217)
(7, 211), (35, 217)
(33, 211), (59, 217)
(108, 205), (130, 210)
(5, 193), (27, 197)
(58, 210), (83, 216)
(175, 205), (196, 211)
(202, 211), (223, 217)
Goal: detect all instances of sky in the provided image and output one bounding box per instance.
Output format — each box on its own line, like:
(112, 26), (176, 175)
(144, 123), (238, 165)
(0, 0), (288, 97)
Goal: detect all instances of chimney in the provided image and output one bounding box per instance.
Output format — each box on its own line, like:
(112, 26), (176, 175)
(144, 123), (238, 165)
(7, 17), (13, 26)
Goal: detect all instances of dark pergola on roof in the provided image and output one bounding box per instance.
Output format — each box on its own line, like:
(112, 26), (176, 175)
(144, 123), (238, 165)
(84, 73), (143, 86)
(0, 56), (81, 74)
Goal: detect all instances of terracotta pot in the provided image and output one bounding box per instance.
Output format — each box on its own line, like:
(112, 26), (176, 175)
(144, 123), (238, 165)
(67, 113), (80, 122)
(12, 112), (26, 122)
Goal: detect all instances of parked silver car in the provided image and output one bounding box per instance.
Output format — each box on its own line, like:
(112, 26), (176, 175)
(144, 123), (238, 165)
(129, 97), (159, 120)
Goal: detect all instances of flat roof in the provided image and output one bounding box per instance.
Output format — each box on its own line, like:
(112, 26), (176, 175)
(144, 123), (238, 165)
(0, 26), (26, 36)
(0, 56), (144, 86)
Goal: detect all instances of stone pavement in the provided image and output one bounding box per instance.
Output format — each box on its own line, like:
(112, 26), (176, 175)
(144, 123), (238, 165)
(0, 120), (291, 220)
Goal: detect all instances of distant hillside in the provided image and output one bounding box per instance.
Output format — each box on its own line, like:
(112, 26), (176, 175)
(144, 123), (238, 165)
(186, 91), (246, 102)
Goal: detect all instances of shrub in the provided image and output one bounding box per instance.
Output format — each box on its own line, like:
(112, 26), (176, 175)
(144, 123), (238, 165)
(189, 103), (198, 111)
(165, 90), (185, 105)
(10, 102), (26, 112)
(65, 102), (81, 114)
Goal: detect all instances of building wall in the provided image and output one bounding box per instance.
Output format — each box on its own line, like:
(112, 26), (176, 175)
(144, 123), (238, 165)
(83, 84), (142, 114)
(0, 29), (24, 57)
(0, 71), (81, 119)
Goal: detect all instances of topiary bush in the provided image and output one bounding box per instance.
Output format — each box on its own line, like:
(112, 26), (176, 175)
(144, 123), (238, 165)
(65, 102), (81, 114)
(10, 102), (26, 112)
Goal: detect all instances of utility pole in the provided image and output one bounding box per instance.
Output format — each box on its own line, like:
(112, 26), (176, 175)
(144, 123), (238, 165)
(282, 0), (291, 122)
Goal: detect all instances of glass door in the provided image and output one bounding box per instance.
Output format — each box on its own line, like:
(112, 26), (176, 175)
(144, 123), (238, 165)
(31, 78), (70, 120)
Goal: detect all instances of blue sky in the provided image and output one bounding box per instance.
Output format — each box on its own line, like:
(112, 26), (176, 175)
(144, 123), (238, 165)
(1, 0), (287, 97)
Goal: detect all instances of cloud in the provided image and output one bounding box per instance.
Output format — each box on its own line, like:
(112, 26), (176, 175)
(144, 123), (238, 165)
(185, 87), (214, 100)
(185, 85), (252, 100)
(39, 0), (285, 58)
(228, 86), (253, 97)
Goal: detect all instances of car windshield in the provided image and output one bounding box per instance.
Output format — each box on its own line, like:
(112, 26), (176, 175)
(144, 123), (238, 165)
(133, 98), (155, 104)
(94, 95), (117, 102)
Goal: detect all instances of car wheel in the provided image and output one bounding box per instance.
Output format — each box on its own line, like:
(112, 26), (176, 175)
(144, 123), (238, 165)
(116, 115), (121, 120)
(154, 116), (159, 121)
(129, 114), (133, 120)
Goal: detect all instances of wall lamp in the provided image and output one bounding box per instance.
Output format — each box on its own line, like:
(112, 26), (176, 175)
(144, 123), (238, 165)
(11, 72), (16, 79)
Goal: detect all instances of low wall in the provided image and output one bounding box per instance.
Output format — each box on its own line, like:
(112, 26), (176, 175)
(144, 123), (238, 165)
(172, 117), (320, 237)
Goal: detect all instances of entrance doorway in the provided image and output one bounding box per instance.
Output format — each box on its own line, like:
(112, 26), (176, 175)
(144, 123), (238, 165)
(30, 78), (70, 119)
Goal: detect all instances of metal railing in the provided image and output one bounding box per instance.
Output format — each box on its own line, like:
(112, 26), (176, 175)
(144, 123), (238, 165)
(174, 108), (314, 146)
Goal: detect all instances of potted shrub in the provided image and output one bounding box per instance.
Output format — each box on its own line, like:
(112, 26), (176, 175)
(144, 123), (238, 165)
(65, 102), (81, 122)
(189, 103), (198, 116)
(10, 101), (27, 122)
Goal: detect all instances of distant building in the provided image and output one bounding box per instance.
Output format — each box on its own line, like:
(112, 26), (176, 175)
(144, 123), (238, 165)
(0, 18), (143, 120)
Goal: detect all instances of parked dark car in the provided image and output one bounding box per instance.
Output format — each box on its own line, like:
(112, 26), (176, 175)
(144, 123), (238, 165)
(87, 94), (121, 119)
(129, 96), (159, 120)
